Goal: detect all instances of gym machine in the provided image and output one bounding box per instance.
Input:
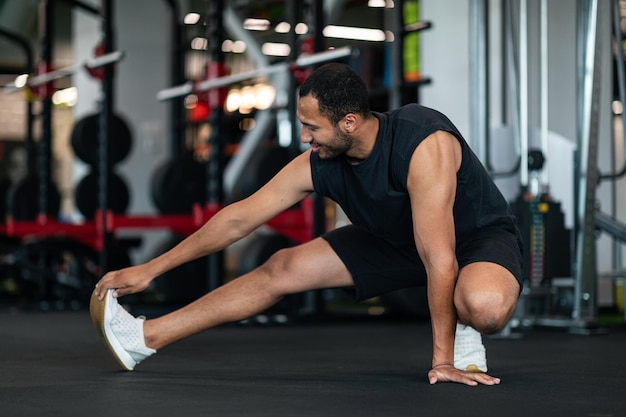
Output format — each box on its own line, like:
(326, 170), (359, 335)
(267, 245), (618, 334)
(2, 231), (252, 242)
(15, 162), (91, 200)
(154, 0), (354, 318)
(476, 0), (621, 334)
(0, 0), (135, 309)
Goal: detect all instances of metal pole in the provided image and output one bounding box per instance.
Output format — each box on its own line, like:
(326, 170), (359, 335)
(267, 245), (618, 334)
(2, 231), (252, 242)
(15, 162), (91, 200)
(469, 0), (489, 163)
(286, 0), (299, 159)
(540, 0), (549, 190)
(385, 0), (402, 110)
(519, 0), (529, 189)
(38, 0), (54, 218)
(573, 0), (602, 325)
(599, 0), (626, 181)
(162, 0), (186, 157)
(98, 0), (115, 274)
(206, 0), (226, 292)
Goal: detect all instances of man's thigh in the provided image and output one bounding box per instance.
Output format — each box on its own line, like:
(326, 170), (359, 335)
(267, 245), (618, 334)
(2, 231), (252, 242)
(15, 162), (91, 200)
(321, 225), (427, 301)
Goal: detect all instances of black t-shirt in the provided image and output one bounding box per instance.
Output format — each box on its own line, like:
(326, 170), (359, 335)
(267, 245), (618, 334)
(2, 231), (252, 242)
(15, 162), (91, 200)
(310, 103), (516, 247)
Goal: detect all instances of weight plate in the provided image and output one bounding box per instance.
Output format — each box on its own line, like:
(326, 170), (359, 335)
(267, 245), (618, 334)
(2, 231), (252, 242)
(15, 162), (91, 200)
(70, 113), (133, 166)
(74, 171), (130, 220)
(150, 153), (206, 214)
(228, 144), (290, 203)
(148, 233), (208, 305)
(6, 175), (61, 221)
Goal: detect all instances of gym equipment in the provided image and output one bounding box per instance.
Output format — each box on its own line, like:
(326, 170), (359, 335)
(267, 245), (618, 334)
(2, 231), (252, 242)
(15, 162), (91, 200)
(6, 175), (61, 221)
(156, 47), (354, 102)
(74, 172), (130, 220)
(149, 233), (208, 305)
(150, 152), (206, 214)
(13, 236), (131, 310)
(227, 143), (290, 203)
(0, 177), (11, 222)
(510, 193), (572, 288)
(70, 113), (132, 166)
(3, 50), (125, 94)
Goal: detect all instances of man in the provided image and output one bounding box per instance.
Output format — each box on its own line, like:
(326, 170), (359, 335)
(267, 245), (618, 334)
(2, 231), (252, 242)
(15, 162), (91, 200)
(91, 63), (523, 386)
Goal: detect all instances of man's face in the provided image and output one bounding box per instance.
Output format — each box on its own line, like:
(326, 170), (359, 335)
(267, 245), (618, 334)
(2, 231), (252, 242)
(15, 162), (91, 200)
(296, 94), (352, 159)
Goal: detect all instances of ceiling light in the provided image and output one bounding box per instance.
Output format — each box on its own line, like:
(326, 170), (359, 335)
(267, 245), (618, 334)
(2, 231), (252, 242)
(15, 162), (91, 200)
(14, 74), (28, 88)
(222, 39), (233, 52)
(262, 42), (291, 57)
(613, 100), (623, 115)
(225, 89), (241, 113)
(191, 37), (208, 50)
(368, 0), (386, 7)
(184, 13), (201, 24)
(323, 25), (386, 42)
(52, 87), (78, 107)
(255, 83), (276, 110)
(295, 23), (309, 35)
(232, 40), (247, 53)
(275, 22), (290, 33)
(243, 18), (271, 31)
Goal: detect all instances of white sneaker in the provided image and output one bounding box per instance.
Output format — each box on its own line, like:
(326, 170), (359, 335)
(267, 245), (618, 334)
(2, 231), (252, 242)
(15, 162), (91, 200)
(454, 323), (487, 372)
(90, 289), (156, 371)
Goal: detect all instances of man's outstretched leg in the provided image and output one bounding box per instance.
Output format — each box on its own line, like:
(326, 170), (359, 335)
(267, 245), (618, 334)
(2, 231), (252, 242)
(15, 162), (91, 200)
(90, 237), (354, 371)
(453, 261), (521, 372)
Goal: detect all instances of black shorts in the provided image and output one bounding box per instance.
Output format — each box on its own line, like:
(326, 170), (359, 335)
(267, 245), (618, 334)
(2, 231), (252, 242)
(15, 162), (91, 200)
(321, 223), (524, 302)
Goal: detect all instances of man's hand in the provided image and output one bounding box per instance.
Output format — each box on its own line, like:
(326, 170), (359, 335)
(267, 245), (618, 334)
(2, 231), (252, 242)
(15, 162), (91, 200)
(428, 364), (501, 386)
(94, 263), (154, 300)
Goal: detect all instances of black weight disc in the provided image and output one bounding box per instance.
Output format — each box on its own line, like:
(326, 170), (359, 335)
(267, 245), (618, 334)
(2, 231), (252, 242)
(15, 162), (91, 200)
(150, 152), (206, 214)
(6, 175), (61, 221)
(70, 113), (133, 166)
(0, 177), (11, 221)
(74, 171), (130, 220)
(149, 233), (208, 305)
(227, 143), (290, 203)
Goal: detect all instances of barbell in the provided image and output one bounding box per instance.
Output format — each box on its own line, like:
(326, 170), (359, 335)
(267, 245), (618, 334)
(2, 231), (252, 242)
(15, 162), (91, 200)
(156, 46), (355, 101)
(3, 50), (125, 93)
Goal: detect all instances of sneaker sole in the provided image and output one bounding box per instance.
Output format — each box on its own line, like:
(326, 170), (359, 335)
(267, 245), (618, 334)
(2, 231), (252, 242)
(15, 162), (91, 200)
(89, 289), (136, 371)
(465, 364), (486, 373)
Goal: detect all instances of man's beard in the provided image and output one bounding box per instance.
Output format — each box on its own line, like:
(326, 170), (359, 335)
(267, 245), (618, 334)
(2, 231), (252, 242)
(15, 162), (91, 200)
(317, 128), (352, 160)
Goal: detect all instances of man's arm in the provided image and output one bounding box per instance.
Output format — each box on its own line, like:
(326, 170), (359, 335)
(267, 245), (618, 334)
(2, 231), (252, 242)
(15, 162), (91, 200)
(407, 131), (459, 367)
(407, 131), (498, 386)
(95, 150), (315, 299)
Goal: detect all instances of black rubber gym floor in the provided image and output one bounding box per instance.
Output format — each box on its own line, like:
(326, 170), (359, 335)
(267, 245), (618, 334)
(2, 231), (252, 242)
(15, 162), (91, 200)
(1, 308), (625, 417)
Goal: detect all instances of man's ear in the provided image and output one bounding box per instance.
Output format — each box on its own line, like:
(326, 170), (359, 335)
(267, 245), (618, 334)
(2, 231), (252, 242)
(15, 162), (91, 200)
(342, 113), (358, 133)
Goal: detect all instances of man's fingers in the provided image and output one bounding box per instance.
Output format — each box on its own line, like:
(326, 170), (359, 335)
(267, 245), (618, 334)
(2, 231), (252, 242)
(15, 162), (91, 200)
(428, 367), (501, 386)
(472, 373), (501, 385)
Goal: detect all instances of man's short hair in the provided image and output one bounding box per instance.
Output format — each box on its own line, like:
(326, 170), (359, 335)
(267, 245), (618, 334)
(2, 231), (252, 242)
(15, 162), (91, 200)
(299, 63), (370, 125)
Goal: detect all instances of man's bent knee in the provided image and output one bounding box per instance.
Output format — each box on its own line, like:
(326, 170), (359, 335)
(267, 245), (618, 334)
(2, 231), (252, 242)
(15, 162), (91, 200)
(254, 248), (297, 293)
(456, 291), (517, 334)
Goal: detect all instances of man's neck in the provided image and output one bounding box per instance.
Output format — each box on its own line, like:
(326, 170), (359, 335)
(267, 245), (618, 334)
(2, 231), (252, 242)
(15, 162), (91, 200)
(347, 114), (379, 162)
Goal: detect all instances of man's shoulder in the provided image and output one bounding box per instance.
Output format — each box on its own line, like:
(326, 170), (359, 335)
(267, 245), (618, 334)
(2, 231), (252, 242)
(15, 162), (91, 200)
(390, 103), (441, 120)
